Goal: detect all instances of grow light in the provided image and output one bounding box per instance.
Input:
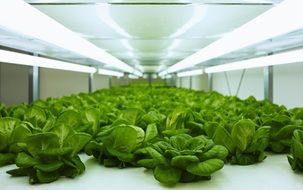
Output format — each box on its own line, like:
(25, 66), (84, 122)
(0, 49), (96, 73)
(205, 48), (303, 73)
(128, 74), (139, 79)
(132, 70), (143, 77)
(98, 68), (124, 77)
(163, 0), (303, 74)
(0, 0), (137, 73)
(177, 69), (204, 77)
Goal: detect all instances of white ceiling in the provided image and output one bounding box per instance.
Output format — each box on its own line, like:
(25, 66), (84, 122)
(0, 0), (293, 72)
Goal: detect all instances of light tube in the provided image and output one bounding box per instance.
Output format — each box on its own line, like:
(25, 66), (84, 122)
(0, 49), (96, 73)
(165, 0), (303, 73)
(132, 70), (143, 77)
(98, 68), (124, 77)
(128, 74), (139, 79)
(161, 74), (172, 79)
(0, 0), (136, 73)
(177, 69), (204, 77)
(205, 48), (303, 73)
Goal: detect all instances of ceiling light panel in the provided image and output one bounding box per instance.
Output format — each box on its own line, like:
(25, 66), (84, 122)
(0, 1), (138, 74)
(165, 0), (303, 73)
(205, 48), (303, 73)
(0, 49), (96, 73)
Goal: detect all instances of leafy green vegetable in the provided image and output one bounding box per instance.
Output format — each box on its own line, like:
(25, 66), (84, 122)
(212, 119), (271, 165)
(1, 85), (302, 185)
(136, 134), (227, 185)
(287, 129), (303, 172)
(7, 131), (91, 183)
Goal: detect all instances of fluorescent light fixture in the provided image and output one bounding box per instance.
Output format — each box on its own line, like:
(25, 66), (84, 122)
(98, 68), (124, 77)
(177, 69), (204, 77)
(96, 4), (131, 38)
(170, 5), (206, 38)
(0, 49), (96, 73)
(129, 74), (139, 79)
(167, 40), (180, 51)
(205, 48), (303, 73)
(132, 70), (143, 77)
(164, 75), (173, 79)
(159, 70), (169, 77)
(165, 0), (303, 73)
(0, 0), (135, 73)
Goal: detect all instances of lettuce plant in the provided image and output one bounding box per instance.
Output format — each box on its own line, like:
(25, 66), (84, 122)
(6, 125), (91, 184)
(85, 124), (145, 168)
(135, 134), (228, 185)
(206, 119), (271, 165)
(0, 117), (32, 166)
(287, 129), (303, 172)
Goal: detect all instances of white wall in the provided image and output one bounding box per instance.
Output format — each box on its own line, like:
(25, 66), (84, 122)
(39, 68), (89, 99)
(213, 68), (264, 100)
(192, 75), (208, 91)
(176, 74), (208, 91)
(273, 63), (303, 108)
(0, 63), (29, 106)
(212, 63), (303, 108)
(93, 74), (109, 90)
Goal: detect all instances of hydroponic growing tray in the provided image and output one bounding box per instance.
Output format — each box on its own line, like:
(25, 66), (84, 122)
(1, 153), (302, 190)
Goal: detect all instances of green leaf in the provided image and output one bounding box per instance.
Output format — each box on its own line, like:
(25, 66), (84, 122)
(137, 159), (157, 168)
(36, 170), (60, 183)
(170, 134), (192, 150)
(292, 139), (303, 159)
(106, 146), (135, 162)
(83, 108), (101, 135)
(26, 133), (60, 158)
(25, 106), (46, 128)
(64, 132), (91, 157)
(0, 153), (15, 166)
(37, 147), (73, 157)
(144, 123), (158, 143)
(203, 122), (219, 138)
(51, 124), (73, 147)
(186, 159), (224, 176)
(231, 119), (256, 152)
(274, 125), (302, 140)
(199, 145), (228, 161)
(154, 165), (182, 185)
(6, 168), (28, 177)
(287, 155), (296, 170)
(56, 110), (81, 128)
(34, 161), (64, 172)
(15, 152), (39, 168)
(246, 126), (270, 152)
(103, 125), (145, 153)
(213, 126), (234, 153)
(0, 117), (19, 151)
(171, 155), (199, 169)
(119, 108), (145, 125)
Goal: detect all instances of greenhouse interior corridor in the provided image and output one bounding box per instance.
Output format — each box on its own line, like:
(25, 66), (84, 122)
(1, 0), (303, 189)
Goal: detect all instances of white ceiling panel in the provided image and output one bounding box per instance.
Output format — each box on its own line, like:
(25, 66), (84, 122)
(1, 0), (291, 72)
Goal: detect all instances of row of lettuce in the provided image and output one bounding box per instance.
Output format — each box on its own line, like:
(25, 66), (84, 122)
(0, 86), (303, 185)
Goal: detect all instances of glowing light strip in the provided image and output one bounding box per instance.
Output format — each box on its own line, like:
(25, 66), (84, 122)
(0, 49), (96, 73)
(177, 69), (204, 77)
(0, 0), (139, 74)
(162, 0), (303, 74)
(98, 68), (124, 77)
(205, 49), (303, 73)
